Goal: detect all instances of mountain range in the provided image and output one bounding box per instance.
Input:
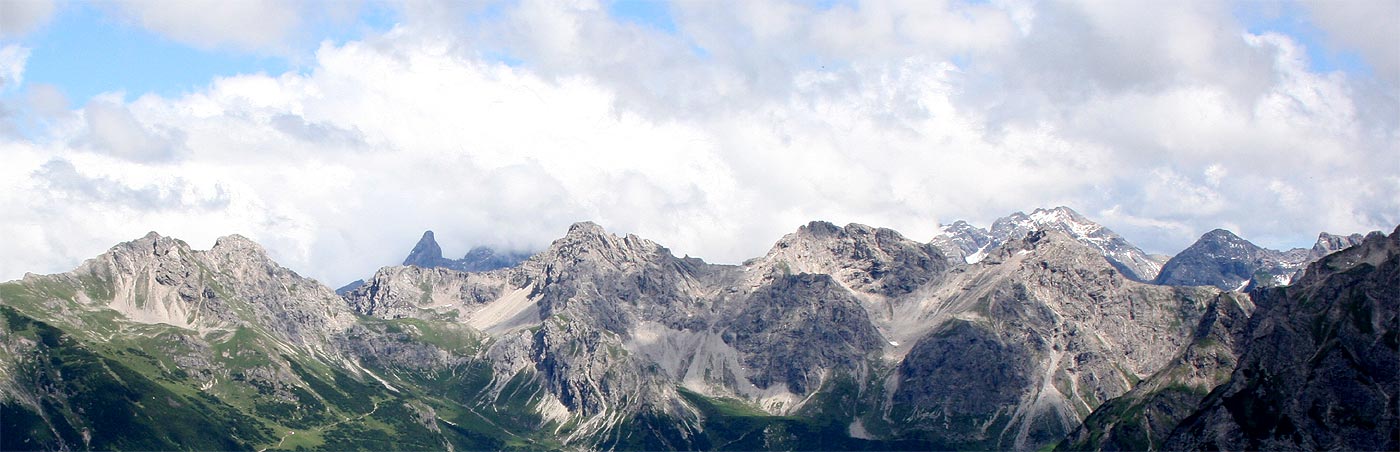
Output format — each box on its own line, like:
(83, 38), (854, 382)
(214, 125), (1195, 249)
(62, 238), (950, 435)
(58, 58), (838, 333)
(1, 207), (1394, 451)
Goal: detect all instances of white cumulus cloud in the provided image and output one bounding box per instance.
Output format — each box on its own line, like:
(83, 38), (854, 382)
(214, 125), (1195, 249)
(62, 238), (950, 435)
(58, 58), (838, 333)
(0, 0), (1397, 286)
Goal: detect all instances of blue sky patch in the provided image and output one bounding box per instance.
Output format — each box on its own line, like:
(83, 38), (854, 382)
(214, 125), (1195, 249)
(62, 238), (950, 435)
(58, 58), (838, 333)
(608, 0), (677, 33)
(14, 4), (289, 104)
(1235, 3), (1370, 76)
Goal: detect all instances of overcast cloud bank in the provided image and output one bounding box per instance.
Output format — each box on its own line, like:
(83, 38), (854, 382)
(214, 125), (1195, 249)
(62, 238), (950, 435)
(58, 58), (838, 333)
(0, 0), (1396, 286)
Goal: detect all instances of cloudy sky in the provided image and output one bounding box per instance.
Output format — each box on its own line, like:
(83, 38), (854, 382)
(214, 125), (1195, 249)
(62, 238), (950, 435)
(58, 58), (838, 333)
(1, 0), (1396, 286)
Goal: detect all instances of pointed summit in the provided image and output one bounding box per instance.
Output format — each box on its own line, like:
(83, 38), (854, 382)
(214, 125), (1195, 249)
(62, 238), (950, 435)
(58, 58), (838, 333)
(395, 230), (530, 272)
(403, 230), (445, 267)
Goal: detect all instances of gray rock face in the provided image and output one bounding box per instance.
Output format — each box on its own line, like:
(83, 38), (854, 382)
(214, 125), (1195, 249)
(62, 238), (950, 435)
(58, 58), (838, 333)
(12, 232), (357, 347)
(403, 230), (448, 267)
(884, 230), (1215, 450)
(334, 278), (365, 295)
(892, 319), (1037, 446)
(1311, 231), (1370, 259)
(402, 230), (531, 272)
(1288, 230), (1386, 282)
(520, 221), (721, 334)
(1153, 229), (1308, 290)
(933, 207), (1162, 282)
(1055, 292), (1254, 451)
(1165, 227), (1400, 451)
(723, 273), (884, 394)
(931, 220), (993, 263)
(753, 221), (948, 297)
(343, 265), (507, 320)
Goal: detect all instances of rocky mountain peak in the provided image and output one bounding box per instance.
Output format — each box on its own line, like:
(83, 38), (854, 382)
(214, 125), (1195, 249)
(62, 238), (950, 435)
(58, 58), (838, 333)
(781, 221), (888, 244)
(1164, 225), (1399, 451)
(933, 206), (1161, 281)
(1310, 231), (1369, 259)
(565, 221), (609, 238)
(1153, 228), (1312, 291)
(403, 230), (445, 266)
(757, 221), (946, 297)
(1292, 225), (1399, 288)
(209, 234), (269, 259)
(992, 206), (1105, 244)
(537, 222), (667, 268)
(984, 228), (1110, 268)
(931, 220), (994, 264)
(937, 220), (988, 241)
(1197, 228), (1248, 244)
(794, 220), (844, 237)
(90, 231), (195, 276)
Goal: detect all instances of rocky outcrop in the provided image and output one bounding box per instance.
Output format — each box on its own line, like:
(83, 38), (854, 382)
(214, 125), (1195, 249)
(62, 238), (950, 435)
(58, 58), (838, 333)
(723, 273), (885, 395)
(7, 232), (355, 347)
(1287, 230), (1386, 282)
(1164, 227), (1400, 451)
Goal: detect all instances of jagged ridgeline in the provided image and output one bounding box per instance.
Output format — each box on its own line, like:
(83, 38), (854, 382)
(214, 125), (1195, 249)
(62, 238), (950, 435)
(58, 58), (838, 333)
(2, 215), (1396, 451)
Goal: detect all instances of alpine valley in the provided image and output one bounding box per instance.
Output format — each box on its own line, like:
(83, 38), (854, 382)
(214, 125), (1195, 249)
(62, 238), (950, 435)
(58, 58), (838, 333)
(1, 207), (1395, 451)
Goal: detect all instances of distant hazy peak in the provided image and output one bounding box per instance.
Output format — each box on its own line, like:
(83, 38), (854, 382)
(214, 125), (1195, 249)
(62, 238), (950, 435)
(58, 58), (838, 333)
(1154, 228), (1296, 290)
(403, 230), (445, 267)
(399, 229), (532, 273)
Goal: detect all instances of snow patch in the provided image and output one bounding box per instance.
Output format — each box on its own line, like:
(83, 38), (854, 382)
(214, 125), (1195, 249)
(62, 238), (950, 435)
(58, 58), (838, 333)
(965, 244), (990, 264)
